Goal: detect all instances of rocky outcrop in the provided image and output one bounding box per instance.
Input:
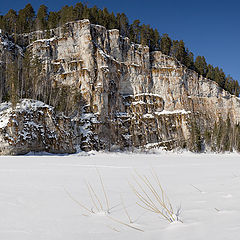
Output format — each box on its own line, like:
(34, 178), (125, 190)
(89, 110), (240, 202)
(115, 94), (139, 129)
(0, 20), (240, 153)
(150, 51), (240, 124)
(115, 94), (191, 150)
(0, 99), (75, 155)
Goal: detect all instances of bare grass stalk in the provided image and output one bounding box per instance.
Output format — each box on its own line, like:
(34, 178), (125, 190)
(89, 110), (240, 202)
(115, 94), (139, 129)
(107, 215), (144, 232)
(130, 170), (181, 223)
(66, 169), (112, 215)
(121, 194), (133, 224)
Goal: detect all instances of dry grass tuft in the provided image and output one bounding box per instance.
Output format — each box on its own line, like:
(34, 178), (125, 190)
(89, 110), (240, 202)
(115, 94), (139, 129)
(65, 169), (144, 231)
(65, 169), (111, 215)
(130, 170), (181, 223)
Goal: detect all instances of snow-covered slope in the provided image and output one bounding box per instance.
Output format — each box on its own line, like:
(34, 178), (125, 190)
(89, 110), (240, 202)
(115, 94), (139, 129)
(0, 31), (23, 55)
(0, 99), (75, 155)
(0, 152), (239, 240)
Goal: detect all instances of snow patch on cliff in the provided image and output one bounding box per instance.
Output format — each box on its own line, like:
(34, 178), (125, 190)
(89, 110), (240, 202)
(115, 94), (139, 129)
(155, 110), (191, 115)
(0, 99), (75, 155)
(0, 34), (23, 55)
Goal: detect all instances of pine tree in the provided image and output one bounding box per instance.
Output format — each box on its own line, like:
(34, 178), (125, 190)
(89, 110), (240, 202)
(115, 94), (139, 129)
(3, 9), (17, 34)
(223, 75), (240, 97)
(73, 2), (84, 20)
(211, 121), (218, 152)
(0, 16), (4, 30)
(170, 40), (179, 58)
(22, 49), (32, 99)
(190, 120), (202, 152)
(235, 124), (240, 152)
(116, 13), (129, 37)
(48, 11), (59, 29)
(17, 4), (36, 33)
(59, 5), (74, 26)
(148, 27), (156, 51)
(160, 34), (172, 55)
(216, 118), (225, 151)
(153, 29), (160, 50)
(206, 64), (215, 80)
(222, 117), (232, 152)
(31, 55), (42, 100)
(108, 12), (117, 29)
(6, 57), (18, 108)
(89, 6), (99, 24)
(214, 67), (225, 88)
(36, 5), (48, 31)
(233, 80), (240, 96)
(0, 1), (238, 102)
(175, 40), (187, 63)
(204, 128), (211, 146)
(194, 56), (207, 77)
(101, 8), (110, 28)
(225, 75), (234, 94)
(184, 49), (194, 69)
(140, 24), (149, 46)
(129, 19), (141, 43)
(82, 5), (90, 20)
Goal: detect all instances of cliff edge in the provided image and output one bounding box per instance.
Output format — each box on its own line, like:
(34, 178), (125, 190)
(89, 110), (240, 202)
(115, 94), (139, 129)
(0, 19), (239, 154)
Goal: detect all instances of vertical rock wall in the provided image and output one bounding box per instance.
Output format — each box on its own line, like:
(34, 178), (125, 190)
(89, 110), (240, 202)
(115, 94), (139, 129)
(1, 19), (240, 152)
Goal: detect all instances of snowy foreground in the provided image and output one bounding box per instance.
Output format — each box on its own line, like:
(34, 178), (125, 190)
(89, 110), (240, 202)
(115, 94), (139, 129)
(0, 151), (240, 240)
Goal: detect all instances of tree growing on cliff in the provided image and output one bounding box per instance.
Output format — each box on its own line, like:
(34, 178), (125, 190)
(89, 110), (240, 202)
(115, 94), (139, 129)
(59, 5), (74, 26)
(82, 4), (90, 20)
(214, 67), (226, 89)
(0, 0), (239, 107)
(73, 2), (84, 20)
(48, 11), (60, 29)
(222, 117), (233, 152)
(17, 4), (36, 33)
(153, 29), (161, 50)
(22, 50), (43, 100)
(36, 5), (48, 31)
(129, 19), (141, 43)
(6, 57), (19, 108)
(22, 49), (32, 99)
(101, 8), (111, 29)
(89, 6), (99, 25)
(116, 13), (129, 37)
(160, 34), (172, 55)
(0, 16), (4, 30)
(194, 56), (207, 77)
(3, 9), (17, 34)
(206, 64), (215, 80)
(235, 124), (240, 152)
(184, 49), (194, 69)
(108, 12), (118, 29)
(233, 80), (240, 96)
(190, 120), (202, 152)
(31, 56), (43, 100)
(140, 24), (149, 46)
(171, 40), (193, 67)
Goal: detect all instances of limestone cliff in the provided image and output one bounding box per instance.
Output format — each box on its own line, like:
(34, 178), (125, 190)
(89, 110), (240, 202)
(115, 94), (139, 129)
(0, 20), (240, 153)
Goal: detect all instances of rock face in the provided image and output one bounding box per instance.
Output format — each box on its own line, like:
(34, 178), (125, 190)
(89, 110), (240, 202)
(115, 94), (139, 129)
(0, 99), (75, 155)
(0, 19), (240, 153)
(0, 32), (23, 103)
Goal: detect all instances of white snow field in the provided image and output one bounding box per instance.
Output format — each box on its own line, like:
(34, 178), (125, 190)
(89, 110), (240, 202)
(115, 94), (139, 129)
(0, 151), (240, 240)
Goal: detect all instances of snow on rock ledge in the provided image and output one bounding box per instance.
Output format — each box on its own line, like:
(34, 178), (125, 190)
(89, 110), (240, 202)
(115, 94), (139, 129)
(0, 99), (76, 155)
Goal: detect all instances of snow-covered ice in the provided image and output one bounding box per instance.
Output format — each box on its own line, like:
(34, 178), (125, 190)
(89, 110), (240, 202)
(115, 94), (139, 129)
(0, 151), (240, 240)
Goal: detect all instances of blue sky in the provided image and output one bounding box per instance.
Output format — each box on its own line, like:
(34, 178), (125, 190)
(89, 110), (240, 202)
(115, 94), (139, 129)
(1, 0), (239, 81)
